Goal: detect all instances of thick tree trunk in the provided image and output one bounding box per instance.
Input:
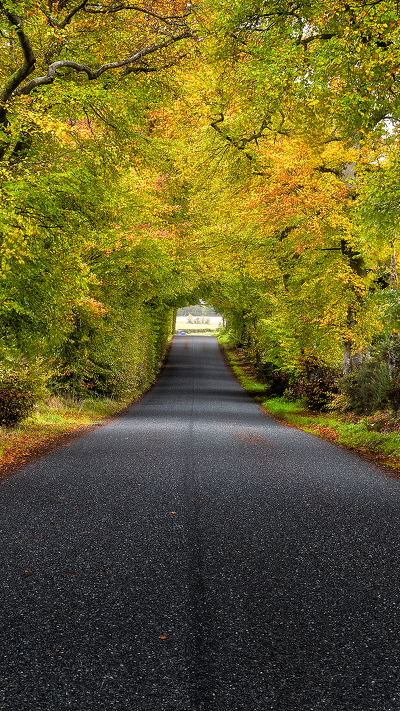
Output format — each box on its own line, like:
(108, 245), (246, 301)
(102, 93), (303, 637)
(341, 238), (366, 375)
(343, 340), (364, 375)
(343, 305), (364, 375)
(388, 241), (398, 380)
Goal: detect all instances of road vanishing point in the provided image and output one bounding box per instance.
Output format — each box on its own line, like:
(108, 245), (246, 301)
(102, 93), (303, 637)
(1, 335), (400, 710)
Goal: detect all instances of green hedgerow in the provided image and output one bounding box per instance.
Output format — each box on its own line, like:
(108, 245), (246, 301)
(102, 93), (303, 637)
(0, 359), (48, 426)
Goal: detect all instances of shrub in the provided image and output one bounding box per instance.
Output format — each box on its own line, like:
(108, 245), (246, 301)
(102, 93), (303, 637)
(302, 375), (338, 411)
(256, 361), (290, 396)
(50, 303), (174, 398)
(327, 390), (352, 413)
(386, 367), (400, 412)
(285, 374), (338, 411)
(286, 376), (337, 411)
(270, 371), (291, 397)
(340, 360), (390, 414)
(0, 359), (48, 426)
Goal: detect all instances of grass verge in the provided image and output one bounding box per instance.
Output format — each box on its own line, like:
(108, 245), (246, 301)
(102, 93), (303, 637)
(0, 394), (136, 475)
(1, 341), (174, 476)
(221, 342), (400, 473)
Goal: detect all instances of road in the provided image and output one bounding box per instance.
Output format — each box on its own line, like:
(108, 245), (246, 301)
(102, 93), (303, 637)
(1, 335), (400, 710)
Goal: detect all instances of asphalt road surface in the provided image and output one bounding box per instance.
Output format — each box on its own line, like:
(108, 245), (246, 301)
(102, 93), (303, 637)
(2, 335), (400, 711)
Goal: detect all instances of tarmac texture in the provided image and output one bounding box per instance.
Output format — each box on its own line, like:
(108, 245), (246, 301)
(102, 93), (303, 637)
(1, 335), (400, 710)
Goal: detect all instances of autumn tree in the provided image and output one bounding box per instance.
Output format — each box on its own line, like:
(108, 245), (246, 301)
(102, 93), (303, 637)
(0, 0), (195, 162)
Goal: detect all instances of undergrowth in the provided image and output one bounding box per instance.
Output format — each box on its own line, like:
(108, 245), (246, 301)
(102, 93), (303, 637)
(223, 343), (400, 470)
(0, 393), (133, 469)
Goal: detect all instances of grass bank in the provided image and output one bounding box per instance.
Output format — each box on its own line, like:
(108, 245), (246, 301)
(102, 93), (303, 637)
(0, 394), (137, 475)
(221, 342), (400, 473)
(1, 340), (174, 475)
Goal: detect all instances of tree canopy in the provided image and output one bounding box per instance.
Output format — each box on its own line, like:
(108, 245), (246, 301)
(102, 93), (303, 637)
(1, 0), (399, 393)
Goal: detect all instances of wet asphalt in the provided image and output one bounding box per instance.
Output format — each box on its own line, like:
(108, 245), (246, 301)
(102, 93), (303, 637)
(1, 335), (400, 710)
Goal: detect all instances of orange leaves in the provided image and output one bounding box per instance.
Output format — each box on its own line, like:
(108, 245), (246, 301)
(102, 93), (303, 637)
(238, 135), (353, 252)
(76, 296), (109, 318)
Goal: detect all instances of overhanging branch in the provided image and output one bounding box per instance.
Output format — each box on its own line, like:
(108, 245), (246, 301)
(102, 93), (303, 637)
(14, 30), (193, 96)
(210, 112), (272, 151)
(0, 2), (36, 114)
(43, 0), (88, 29)
(296, 32), (337, 46)
(84, 2), (191, 24)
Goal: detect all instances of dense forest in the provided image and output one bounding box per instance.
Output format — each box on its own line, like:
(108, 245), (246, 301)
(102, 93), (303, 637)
(1, 0), (400, 425)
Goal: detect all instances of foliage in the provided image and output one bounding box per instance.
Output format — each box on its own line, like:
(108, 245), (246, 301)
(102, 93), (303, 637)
(386, 368), (400, 413)
(0, 0), (400, 425)
(285, 375), (338, 412)
(51, 303), (174, 397)
(0, 359), (48, 425)
(256, 362), (290, 397)
(340, 361), (391, 415)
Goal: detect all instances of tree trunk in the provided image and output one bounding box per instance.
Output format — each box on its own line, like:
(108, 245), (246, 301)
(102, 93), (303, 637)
(388, 241), (398, 380)
(343, 305), (364, 375)
(341, 239), (366, 375)
(340, 151), (366, 375)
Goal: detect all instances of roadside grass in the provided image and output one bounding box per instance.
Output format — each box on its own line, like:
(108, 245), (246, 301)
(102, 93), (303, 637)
(0, 394), (131, 469)
(222, 342), (400, 471)
(335, 422), (400, 463)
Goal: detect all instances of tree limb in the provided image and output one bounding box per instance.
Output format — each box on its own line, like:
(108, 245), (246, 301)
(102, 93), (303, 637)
(296, 32), (337, 46)
(0, 2), (36, 116)
(43, 0), (88, 29)
(210, 112), (272, 150)
(84, 2), (191, 24)
(315, 164), (342, 177)
(14, 30), (192, 96)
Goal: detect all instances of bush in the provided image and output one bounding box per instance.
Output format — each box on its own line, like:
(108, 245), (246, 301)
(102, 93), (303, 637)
(340, 360), (390, 414)
(50, 303), (174, 398)
(286, 375), (338, 411)
(386, 367), (400, 412)
(303, 375), (338, 411)
(256, 361), (290, 396)
(0, 359), (48, 426)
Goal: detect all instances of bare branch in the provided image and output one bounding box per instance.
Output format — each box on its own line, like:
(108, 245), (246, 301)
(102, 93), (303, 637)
(43, 0), (89, 29)
(87, 102), (118, 129)
(60, 0), (89, 27)
(323, 136), (346, 143)
(14, 30), (193, 96)
(122, 52), (189, 75)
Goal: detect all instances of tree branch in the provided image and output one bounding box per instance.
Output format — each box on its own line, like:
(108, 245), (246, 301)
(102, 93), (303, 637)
(14, 30), (192, 96)
(43, 0), (89, 29)
(0, 2), (36, 116)
(315, 164), (342, 177)
(84, 2), (191, 24)
(210, 112), (272, 150)
(297, 32), (337, 46)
